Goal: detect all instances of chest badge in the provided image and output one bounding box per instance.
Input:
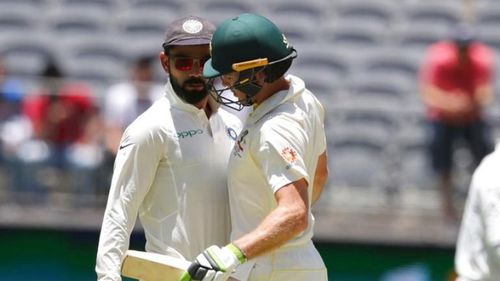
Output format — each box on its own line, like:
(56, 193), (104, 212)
(281, 146), (298, 169)
(227, 127), (238, 140)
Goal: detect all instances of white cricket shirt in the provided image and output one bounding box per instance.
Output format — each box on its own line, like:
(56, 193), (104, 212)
(96, 83), (242, 281)
(228, 74), (327, 248)
(455, 142), (500, 281)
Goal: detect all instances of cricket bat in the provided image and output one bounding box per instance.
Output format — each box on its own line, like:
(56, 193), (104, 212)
(121, 250), (190, 281)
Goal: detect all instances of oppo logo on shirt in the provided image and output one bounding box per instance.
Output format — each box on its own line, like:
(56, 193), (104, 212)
(177, 129), (204, 138)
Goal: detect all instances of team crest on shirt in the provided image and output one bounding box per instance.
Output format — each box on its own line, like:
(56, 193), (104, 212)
(281, 147), (297, 169)
(227, 127), (238, 140)
(233, 129), (248, 157)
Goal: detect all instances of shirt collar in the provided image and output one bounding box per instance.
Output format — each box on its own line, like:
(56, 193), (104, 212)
(247, 74), (304, 124)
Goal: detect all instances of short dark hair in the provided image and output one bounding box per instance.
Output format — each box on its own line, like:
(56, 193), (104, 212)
(42, 57), (63, 78)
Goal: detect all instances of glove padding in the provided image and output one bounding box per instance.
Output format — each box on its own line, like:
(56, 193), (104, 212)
(180, 244), (246, 281)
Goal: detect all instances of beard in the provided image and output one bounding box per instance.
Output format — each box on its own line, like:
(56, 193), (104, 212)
(169, 76), (209, 105)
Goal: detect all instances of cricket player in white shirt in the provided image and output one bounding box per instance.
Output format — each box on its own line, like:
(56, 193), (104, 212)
(180, 13), (329, 281)
(455, 141), (500, 281)
(95, 16), (242, 281)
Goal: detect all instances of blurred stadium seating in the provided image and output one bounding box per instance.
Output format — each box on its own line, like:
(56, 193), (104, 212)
(402, 1), (463, 29)
(4, 1), (498, 281)
(334, 0), (396, 27)
(0, 0), (498, 253)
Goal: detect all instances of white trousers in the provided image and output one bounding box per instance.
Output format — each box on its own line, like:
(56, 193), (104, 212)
(242, 240), (328, 281)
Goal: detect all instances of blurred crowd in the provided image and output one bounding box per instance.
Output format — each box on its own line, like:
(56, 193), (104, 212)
(0, 54), (163, 208)
(0, 24), (497, 222)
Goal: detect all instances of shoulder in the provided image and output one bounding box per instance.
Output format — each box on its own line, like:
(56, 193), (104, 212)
(257, 108), (306, 144)
(428, 41), (454, 54)
(124, 98), (173, 141)
(298, 90), (325, 116)
(477, 146), (500, 173)
(472, 145), (500, 191)
(470, 43), (495, 68)
(425, 41), (455, 66)
(287, 74), (325, 117)
(470, 42), (494, 55)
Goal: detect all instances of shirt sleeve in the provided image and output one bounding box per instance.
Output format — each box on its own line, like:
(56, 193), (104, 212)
(472, 43), (494, 86)
(315, 99), (327, 155)
(95, 126), (163, 281)
(419, 44), (447, 89)
(477, 175), (500, 261)
(426, 59), (445, 88)
(252, 118), (309, 194)
(455, 179), (481, 279)
(473, 149), (500, 269)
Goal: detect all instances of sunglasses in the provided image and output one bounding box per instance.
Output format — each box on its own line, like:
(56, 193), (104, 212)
(171, 56), (210, 72)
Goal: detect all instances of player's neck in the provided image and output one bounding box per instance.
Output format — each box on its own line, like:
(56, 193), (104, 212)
(194, 96), (211, 117)
(253, 77), (289, 105)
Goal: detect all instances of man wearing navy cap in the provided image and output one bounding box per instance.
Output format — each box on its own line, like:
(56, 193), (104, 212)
(96, 16), (242, 281)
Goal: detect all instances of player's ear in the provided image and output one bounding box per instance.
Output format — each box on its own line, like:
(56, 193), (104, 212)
(159, 52), (170, 74)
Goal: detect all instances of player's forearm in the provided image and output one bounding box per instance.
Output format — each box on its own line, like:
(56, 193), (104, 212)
(422, 85), (453, 110)
(96, 208), (136, 281)
(233, 199), (308, 259)
(96, 180), (142, 281)
(312, 183), (324, 206)
(312, 151), (329, 205)
(474, 84), (493, 108)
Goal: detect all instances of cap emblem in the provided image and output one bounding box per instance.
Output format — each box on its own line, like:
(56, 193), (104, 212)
(282, 34), (290, 48)
(182, 19), (203, 34)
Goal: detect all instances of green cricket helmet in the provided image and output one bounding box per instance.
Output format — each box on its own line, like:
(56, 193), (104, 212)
(203, 13), (297, 110)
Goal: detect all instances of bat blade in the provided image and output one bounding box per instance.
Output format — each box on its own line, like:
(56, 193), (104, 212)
(121, 250), (190, 281)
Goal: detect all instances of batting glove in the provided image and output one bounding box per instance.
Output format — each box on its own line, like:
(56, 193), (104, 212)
(180, 244), (246, 281)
